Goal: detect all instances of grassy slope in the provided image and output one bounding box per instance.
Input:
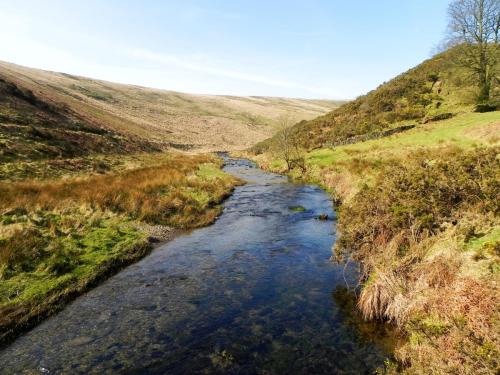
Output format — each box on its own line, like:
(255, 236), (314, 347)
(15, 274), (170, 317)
(0, 73), (154, 163)
(305, 111), (499, 198)
(247, 46), (500, 374)
(255, 111), (498, 198)
(0, 152), (242, 346)
(0, 60), (342, 158)
(252, 46), (499, 154)
(251, 111), (500, 374)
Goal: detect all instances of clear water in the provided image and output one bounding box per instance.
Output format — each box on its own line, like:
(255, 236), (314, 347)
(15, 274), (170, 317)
(0, 158), (393, 374)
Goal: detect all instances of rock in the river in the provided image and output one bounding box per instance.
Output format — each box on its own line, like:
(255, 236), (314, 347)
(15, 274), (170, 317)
(136, 224), (175, 242)
(67, 336), (94, 346)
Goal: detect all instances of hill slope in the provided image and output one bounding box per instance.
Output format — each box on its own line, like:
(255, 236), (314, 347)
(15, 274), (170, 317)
(0, 61), (342, 161)
(253, 46), (499, 153)
(247, 46), (499, 375)
(250, 114), (500, 375)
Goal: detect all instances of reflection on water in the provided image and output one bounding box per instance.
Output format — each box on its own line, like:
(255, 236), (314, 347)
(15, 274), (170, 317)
(0, 157), (393, 374)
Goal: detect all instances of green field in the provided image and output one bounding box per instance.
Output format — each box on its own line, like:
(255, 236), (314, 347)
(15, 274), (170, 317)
(308, 111), (498, 167)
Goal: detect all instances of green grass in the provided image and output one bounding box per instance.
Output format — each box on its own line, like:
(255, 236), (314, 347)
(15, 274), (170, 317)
(289, 205), (306, 212)
(465, 227), (500, 253)
(0, 214), (146, 307)
(307, 111), (499, 167)
(0, 208), (152, 345)
(196, 163), (229, 180)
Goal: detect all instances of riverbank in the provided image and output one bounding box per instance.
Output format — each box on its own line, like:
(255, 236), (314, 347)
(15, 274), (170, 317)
(243, 111), (500, 374)
(0, 156), (395, 374)
(0, 152), (242, 347)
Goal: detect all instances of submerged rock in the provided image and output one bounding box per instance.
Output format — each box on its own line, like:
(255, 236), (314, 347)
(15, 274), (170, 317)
(67, 336), (94, 347)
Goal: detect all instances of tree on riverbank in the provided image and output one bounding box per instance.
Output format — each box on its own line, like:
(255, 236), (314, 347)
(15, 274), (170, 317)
(446, 0), (500, 102)
(273, 115), (307, 172)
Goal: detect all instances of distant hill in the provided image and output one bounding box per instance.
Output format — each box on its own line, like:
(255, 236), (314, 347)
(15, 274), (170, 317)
(0, 61), (343, 162)
(252, 46), (499, 153)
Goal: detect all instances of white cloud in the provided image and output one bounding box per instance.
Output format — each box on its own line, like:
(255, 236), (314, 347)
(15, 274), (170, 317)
(179, 6), (242, 22)
(0, 4), (341, 99)
(126, 48), (338, 97)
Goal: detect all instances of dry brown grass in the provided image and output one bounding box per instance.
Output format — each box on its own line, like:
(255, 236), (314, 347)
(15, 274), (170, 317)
(463, 121), (500, 142)
(0, 153), (238, 228)
(392, 273), (500, 374)
(0, 61), (342, 153)
(329, 147), (500, 374)
(360, 221), (500, 374)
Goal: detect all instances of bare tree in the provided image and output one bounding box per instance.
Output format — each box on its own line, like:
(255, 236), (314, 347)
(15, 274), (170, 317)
(273, 115), (306, 172)
(447, 0), (500, 102)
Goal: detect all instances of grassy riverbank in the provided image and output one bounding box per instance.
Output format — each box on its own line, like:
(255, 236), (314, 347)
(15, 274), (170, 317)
(251, 111), (498, 200)
(245, 111), (500, 374)
(0, 152), (241, 346)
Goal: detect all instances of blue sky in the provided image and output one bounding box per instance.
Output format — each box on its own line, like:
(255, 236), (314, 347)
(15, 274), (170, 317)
(0, 0), (450, 99)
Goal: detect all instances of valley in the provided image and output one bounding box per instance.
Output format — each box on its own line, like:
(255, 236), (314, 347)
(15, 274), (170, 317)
(0, 60), (342, 162)
(0, 2), (499, 373)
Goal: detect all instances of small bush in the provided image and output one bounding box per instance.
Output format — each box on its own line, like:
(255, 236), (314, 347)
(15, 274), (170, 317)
(336, 146), (499, 265)
(335, 146), (500, 374)
(474, 102), (499, 113)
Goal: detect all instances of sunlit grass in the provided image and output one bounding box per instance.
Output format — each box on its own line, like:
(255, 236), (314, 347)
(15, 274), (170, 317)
(307, 112), (499, 167)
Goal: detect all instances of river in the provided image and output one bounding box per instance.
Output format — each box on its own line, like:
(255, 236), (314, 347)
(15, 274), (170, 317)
(0, 157), (392, 374)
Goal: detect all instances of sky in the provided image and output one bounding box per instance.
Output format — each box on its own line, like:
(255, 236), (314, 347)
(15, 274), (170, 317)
(0, 0), (451, 99)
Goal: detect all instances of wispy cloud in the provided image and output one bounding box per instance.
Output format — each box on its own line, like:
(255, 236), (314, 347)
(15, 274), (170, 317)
(280, 30), (328, 38)
(179, 6), (242, 22)
(127, 48), (336, 97)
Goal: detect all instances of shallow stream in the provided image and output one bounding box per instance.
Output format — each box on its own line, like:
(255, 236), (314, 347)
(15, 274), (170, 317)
(0, 157), (392, 374)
